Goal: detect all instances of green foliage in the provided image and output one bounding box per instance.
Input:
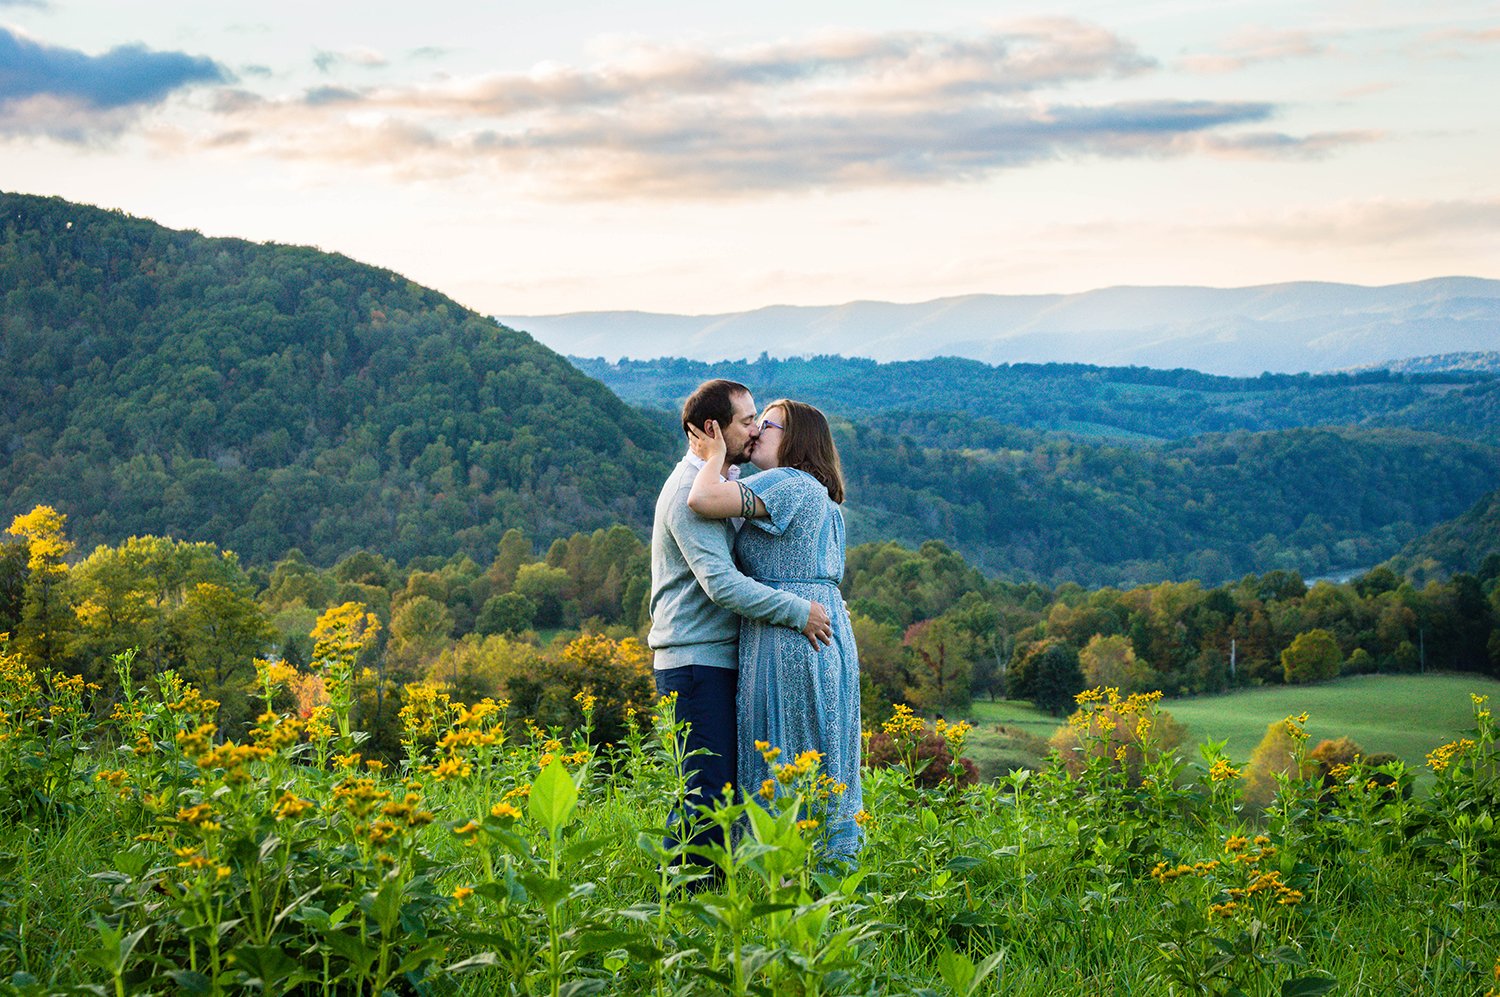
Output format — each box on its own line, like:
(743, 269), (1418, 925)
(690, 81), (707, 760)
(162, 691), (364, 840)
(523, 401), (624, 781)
(2, 650), (1499, 994)
(576, 354), (1500, 445)
(0, 192), (675, 567)
(1006, 639), (1084, 716)
(1281, 629), (1342, 684)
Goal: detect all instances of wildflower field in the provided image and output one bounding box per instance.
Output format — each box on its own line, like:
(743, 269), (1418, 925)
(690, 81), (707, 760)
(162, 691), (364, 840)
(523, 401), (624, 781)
(1, 615), (1498, 996)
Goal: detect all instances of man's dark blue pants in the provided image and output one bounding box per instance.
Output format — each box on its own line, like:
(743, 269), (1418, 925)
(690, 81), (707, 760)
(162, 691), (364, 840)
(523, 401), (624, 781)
(655, 664), (738, 859)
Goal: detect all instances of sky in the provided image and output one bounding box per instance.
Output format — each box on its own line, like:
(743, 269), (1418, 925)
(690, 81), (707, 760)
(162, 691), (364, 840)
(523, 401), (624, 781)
(2, 0), (1498, 316)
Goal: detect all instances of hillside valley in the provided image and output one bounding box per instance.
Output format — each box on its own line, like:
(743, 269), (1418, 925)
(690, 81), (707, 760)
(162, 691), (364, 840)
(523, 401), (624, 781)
(3, 190), (1497, 588)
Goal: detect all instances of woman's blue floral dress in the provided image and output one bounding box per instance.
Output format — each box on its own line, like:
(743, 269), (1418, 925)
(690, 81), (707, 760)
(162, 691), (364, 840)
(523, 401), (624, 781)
(735, 467), (862, 862)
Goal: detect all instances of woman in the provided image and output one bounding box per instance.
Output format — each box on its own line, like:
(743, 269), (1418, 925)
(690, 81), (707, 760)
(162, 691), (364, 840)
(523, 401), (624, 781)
(687, 399), (862, 863)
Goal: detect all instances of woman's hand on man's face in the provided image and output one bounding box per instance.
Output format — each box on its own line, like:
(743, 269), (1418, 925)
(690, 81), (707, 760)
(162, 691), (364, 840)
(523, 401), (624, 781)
(688, 420), (728, 463)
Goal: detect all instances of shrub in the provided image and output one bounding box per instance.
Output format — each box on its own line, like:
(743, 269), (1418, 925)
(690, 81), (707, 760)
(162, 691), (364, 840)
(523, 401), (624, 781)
(1049, 690), (1187, 785)
(865, 728), (979, 788)
(1242, 716), (1311, 807)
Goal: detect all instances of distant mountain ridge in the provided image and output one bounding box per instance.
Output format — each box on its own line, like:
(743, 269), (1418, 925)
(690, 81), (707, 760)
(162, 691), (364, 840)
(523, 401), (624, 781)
(502, 277), (1500, 377)
(574, 355), (1500, 445)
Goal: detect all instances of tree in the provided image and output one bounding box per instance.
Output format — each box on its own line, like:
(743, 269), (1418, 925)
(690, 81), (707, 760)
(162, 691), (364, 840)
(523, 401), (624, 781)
(1078, 633), (1154, 694)
(851, 613), (908, 721)
(176, 581), (275, 727)
(1281, 628), (1342, 684)
(1006, 638), (1084, 716)
(513, 563), (570, 628)
(388, 595), (455, 675)
(903, 617), (974, 714)
(6, 505), (75, 669)
(476, 592), (536, 636)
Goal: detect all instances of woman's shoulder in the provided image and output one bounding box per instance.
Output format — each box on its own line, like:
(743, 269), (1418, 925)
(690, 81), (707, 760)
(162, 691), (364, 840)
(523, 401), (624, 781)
(746, 466), (827, 497)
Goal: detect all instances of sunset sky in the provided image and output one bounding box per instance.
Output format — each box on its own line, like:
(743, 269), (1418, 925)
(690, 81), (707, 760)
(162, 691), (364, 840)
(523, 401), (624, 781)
(3, 0), (1497, 316)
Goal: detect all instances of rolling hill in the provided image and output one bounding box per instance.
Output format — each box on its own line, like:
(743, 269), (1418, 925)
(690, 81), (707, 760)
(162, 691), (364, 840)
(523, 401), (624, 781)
(0, 191), (676, 564)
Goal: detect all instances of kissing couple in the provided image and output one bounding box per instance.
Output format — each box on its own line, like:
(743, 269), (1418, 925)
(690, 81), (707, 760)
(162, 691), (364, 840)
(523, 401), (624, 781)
(647, 378), (862, 870)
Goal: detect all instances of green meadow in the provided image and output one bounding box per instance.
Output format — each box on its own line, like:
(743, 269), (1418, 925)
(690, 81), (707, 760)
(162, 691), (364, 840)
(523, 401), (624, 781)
(964, 674), (1500, 781)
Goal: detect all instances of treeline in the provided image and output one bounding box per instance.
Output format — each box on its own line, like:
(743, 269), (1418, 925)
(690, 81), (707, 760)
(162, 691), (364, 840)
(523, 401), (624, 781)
(573, 354), (1500, 444)
(0, 192), (675, 565)
(1, 507), (653, 752)
(6, 507), (1497, 747)
(844, 539), (1500, 717)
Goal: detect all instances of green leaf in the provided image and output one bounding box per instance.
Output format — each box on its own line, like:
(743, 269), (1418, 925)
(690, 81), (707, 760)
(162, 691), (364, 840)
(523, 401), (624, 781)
(1280, 975), (1337, 997)
(163, 970), (212, 994)
(935, 947), (975, 992)
(443, 952), (501, 974)
(321, 929), (376, 973)
(559, 981), (608, 997)
(530, 757), (579, 835)
(563, 835), (614, 864)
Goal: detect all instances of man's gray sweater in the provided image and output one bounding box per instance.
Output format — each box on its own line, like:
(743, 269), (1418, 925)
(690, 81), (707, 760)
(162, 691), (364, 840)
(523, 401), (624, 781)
(648, 457), (811, 670)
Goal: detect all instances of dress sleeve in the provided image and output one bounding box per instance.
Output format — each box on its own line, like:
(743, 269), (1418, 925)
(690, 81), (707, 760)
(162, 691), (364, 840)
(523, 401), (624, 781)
(740, 468), (823, 536)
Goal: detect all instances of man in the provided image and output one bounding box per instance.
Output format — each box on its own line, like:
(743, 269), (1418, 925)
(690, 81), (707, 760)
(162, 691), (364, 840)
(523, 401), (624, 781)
(648, 378), (832, 860)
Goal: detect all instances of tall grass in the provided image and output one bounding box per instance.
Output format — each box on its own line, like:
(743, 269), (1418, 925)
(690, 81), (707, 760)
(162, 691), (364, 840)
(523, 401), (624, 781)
(2, 643), (1498, 995)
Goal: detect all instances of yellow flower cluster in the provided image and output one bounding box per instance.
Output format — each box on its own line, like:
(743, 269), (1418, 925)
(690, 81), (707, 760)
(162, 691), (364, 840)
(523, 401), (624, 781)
(380, 792), (435, 830)
(249, 711), (303, 751)
(775, 749), (825, 785)
(1427, 738), (1476, 773)
(881, 703), (925, 740)
(1227, 869), (1303, 907)
(934, 717), (974, 754)
(1282, 712), (1311, 741)
(399, 681), (454, 742)
(1209, 759), (1241, 782)
(272, 791), (313, 821)
(1150, 859), (1221, 882)
(331, 777), (391, 820)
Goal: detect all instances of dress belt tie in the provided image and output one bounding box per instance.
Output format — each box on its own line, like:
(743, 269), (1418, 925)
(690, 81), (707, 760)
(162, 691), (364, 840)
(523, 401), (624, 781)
(752, 576), (840, 586)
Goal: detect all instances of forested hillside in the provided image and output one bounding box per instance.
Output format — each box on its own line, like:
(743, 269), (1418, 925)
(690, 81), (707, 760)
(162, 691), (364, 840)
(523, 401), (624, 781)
(574, 354), (1500, 444)
(1388, 488), (1500, 580)
(834, 425), (1499, 585)
(0, 193), (676, 563)
(4, 191), (1496, 587)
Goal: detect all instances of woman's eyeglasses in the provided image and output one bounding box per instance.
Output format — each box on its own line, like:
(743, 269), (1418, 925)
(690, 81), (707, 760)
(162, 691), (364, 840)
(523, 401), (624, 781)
(758, 418), (784, 433)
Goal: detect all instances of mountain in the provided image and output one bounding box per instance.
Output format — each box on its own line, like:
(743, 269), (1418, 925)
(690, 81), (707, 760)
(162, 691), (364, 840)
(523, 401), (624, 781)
(5, 190), (1495, 589)
(0, 191), (676, 564)
(572, 355), (1500, 444)
(1386, 489), (1500, 580)
(1358, 352), (1500, 375)
(501, 277), (1500, 377)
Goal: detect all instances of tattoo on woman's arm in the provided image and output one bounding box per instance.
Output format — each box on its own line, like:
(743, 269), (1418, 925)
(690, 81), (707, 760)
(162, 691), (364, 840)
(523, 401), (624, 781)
(737, 482), (755, 519)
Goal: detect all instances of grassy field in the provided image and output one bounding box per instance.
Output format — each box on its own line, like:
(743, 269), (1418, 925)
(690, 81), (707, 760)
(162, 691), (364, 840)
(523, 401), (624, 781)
(961, 673), (1500, 780)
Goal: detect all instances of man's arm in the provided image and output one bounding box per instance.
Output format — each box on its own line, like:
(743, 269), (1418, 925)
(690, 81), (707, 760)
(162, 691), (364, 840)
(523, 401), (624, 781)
(671, 504), (831, 646)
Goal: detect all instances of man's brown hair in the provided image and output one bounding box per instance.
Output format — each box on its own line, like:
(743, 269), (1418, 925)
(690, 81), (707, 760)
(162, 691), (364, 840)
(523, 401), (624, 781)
(763, 398), (845, 504)
(681, 379), (750, 437)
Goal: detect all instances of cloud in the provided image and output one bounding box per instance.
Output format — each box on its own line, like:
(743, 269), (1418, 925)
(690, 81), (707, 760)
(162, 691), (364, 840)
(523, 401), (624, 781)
(1195, 129), (1381, 159)
(1179, 27), (1335, 74)
(1235, 198), (1500, 246)
(313, 47), (388, 74)
(0, 26), (227, 140)
(0, 0), (49, 8)
(196, 20), (1327, 197)
(1409, 26), (1500, 59)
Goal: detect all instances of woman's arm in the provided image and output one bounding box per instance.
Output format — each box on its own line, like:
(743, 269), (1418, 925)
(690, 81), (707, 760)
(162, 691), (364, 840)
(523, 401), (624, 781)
(686, 420), (768, 520)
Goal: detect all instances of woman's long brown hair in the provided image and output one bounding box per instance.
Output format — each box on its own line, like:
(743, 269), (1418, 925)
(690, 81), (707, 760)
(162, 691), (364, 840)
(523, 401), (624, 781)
(764, 398), (845, 504)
